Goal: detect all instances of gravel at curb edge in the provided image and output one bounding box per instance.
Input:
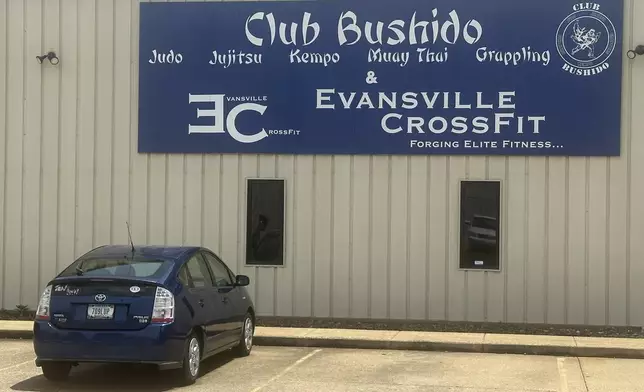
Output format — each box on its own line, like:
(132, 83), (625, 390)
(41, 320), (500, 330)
(2, 312), (643, 339)
(255, 317), (644, 339)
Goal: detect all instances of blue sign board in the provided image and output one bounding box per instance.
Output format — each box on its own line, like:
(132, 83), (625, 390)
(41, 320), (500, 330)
(138, 0), (624, 156)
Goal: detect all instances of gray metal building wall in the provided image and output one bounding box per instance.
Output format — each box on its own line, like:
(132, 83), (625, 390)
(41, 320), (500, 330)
(0, 0), (643, 326)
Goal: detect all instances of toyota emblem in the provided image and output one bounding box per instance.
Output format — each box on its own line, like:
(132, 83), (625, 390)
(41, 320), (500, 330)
(95, 294), (107, 302)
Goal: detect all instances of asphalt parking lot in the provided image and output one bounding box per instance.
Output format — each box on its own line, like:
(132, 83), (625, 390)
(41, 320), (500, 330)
(2, 339), (644, 392)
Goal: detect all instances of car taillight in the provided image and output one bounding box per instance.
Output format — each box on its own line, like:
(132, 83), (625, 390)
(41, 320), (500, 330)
(151, 287), (175, 324)
(35, 285), (52, 321)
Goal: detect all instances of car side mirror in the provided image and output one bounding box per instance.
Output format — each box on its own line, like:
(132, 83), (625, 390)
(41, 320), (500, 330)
(235, 275), (250, 287)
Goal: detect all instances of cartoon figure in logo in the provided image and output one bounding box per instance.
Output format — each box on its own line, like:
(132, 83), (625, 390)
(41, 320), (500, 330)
(570, 22), (601, 59)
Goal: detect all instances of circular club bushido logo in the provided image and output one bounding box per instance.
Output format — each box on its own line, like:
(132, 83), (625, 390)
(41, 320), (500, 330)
(556, 4), (617, 76)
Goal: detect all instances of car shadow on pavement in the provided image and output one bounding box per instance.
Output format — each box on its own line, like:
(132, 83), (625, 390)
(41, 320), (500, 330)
(11, 351), (239, 392)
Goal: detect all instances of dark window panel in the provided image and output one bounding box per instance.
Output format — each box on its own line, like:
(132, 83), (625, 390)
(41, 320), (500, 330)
(459, 180), (501, 271)
(245, 179), (285, 266)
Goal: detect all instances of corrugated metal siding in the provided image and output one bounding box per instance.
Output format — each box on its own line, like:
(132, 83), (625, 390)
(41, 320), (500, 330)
(0, 0), (643, 326)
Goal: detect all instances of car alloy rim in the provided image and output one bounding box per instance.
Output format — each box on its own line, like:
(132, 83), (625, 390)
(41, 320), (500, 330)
(244, 317), (253, 350)
(188, 337), (200, 377)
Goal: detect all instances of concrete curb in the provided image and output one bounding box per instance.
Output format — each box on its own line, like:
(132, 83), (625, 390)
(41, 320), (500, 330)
(3, 326), (644, 359)
(0, 329), (33, 340)
(254, 336), (483, 353)
(253, 335), (644, 359)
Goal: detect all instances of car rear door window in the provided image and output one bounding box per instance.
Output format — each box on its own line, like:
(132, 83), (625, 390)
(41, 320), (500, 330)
(202, 252), (234, 288)
(185, 254), (214, 288)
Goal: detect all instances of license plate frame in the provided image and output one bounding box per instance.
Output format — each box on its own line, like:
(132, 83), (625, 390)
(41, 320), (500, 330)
(87, 304), (115, 320)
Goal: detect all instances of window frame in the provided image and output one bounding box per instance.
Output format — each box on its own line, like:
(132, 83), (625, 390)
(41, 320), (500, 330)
(178, 264), (191, 288)
(457, 179), (503, 273)
(244, 177), (287, 268)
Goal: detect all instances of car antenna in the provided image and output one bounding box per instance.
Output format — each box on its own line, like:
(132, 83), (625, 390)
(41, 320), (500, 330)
(126, 221), (135, 253)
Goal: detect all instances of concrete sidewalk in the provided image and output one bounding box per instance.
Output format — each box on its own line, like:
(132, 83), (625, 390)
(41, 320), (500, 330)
(2, 320), (644, 359)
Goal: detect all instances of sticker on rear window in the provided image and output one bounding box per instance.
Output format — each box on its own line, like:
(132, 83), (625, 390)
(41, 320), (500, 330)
(54, 284), (80, 296)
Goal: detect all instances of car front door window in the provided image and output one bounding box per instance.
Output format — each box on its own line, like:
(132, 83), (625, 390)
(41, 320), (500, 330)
(185, 254), (214, 288)
(202, 252), (234, 288)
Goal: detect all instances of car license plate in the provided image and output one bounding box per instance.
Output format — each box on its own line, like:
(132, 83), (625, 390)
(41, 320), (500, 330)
(87, 304), (114, 320)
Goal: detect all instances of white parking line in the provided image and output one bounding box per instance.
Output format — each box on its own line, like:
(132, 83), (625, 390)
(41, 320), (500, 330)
(0, 359), (35, 372)
(557, 357), (569, 392)
(250, 349), (322, 392)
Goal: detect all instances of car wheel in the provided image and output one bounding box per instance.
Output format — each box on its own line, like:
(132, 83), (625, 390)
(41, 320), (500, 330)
(234, 312), (254, 357)
(178, 333), (201, 385)
(41, 362), (72, 382)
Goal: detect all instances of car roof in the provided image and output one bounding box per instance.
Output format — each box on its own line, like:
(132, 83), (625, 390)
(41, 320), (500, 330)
(80, 245), (201, 262)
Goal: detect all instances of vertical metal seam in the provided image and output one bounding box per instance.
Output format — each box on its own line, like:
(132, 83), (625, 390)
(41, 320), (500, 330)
(236, 155), (241, 281)
(218, 155), (223, 255)
(605, 157), (611, 324)
(444, 157), (450, 320)
(484, 157), (490, 321)
(625, 0), (634, 325)
(368, 156), (373, 318)
(348, 155), (354, 317)
(127, 0), (134, 246)
(310, 156), (316, 317)
(273, 156), (279, 316)
(503, 157), (509, 322)
(145, 156), (151, 244)
(200, 155), (205, 246)
(425, 156), (431, 320)
(329, 156), (335, 318)
(163, 154), (168, 245)
(386, 156), (392, 319)
(564, 158), (570, 324)
(585, 158), (590, 324)
(524, 157), (529, 323)
(109, 0), (116, 244)
(145, 154), (150, 243)
(291, 156), (297, 316)
(144, 1), (151, 245)
(544, 158), (550, 323)
(55, 0), (62, 274)
(182, 155), (187, 245)
(38, 0), (45, 295)
(73, 0), (80, 256)
(92, 0), (98, 248)
(464, 157), (469, 321)
(405, 156), (411, 319)
(274, 154), (278, 175)
(19, 0), (26, 306)
(273, 264), (278, 315)
(2, 0), (9, 307)
(253, 155), (259, 313)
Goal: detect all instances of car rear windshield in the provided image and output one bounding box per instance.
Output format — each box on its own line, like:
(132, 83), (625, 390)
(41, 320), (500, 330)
(58, 258), (173, 279)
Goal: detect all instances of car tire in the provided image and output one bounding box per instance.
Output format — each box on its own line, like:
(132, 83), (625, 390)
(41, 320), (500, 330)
(178, 332), (201, 386)
(233, 312), (254, 357)
(41, 362), (72, 382)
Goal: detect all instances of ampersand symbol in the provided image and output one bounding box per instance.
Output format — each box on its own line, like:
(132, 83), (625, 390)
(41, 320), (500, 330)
(365, 71), (378, 84)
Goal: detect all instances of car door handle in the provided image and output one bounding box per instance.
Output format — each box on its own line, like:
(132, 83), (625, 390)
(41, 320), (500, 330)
(222, 297), (229, 304)
(198, 299), (205, 307)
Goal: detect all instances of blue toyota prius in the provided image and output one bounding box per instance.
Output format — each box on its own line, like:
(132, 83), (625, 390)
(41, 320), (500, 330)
(33, 245), (256, 385)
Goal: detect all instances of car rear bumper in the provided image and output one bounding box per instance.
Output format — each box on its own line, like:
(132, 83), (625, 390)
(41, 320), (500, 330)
(33, 320), (185, 369)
